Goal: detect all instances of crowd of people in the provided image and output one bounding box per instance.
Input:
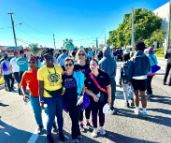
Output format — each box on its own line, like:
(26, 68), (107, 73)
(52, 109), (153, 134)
(0, 41), (171, 143)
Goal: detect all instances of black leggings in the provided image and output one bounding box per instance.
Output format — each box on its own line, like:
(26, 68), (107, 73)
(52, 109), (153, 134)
(91, 101), (106, 128)
(79, 104), (92, 122)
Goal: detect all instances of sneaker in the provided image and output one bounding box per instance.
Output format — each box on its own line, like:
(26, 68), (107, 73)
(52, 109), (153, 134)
(98, 127), (106, 135)
(52, 124), (58, 133)
(125, 101), (130, 108)
(86, 122), (92, 130)
(47, 134), (54, 143)
(109, 108), (117, 115)
(91, 129), (98, 138)
(37, 125), (44, 134)
(71, 138), (80, 143)
(134, 108), (140, 115)
(59, 132), (65, 142)
(142, 109), (148, 117)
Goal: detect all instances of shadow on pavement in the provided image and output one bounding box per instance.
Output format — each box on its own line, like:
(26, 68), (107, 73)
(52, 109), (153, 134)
(0, 120), (32, 143)
(0, 102), (9, 107)
(102, 130), (157, 143)
(148, 108), (171, 116)
(149, 95), (171, 106)
(117, 109), (171, 127)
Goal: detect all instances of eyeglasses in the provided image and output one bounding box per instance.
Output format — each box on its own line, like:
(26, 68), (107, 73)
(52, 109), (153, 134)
(65, 63), (73, 67)
(78, 53), (85, 57)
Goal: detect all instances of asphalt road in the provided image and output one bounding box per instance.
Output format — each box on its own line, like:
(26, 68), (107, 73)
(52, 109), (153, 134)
(0, 61), (171, 143)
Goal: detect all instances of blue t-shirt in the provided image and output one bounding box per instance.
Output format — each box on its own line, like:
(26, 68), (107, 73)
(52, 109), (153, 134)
(17, 57), (28, 72)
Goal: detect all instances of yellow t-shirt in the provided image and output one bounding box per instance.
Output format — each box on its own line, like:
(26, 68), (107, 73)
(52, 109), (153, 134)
(37, 65), (63, 97)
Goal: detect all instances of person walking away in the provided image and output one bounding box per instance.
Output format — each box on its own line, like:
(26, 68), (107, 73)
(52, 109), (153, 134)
(56, 49), (68, 67)
(119, 53), (134, 108)
(99, 46), (117, 115)
(85, 59), (112, 137)
(146, 47), (158, 97)
(163, 49), (171, 86)
(16, 50), (28, 95)
(38, 49), (65, 143)
(20, 57), (44, 134)
(0, 54), (14, 91)
(10, 51), (20, 94)
(128, 41), (150, 117)
(63, 57), (84, 143)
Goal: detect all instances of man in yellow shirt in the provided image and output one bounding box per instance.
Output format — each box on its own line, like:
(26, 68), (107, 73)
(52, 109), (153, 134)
(38, 48), (65, 143)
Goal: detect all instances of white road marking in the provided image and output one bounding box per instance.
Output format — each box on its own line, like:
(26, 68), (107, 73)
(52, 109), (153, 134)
(27, 109), (48, 143)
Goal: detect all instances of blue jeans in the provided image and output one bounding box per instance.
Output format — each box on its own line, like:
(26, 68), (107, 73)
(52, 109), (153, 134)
(44, 95), (63, 135)
(30, 96), (43, 127)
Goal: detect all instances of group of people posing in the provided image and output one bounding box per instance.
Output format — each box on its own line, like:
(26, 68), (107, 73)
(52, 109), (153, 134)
(0, 41), (162, 143)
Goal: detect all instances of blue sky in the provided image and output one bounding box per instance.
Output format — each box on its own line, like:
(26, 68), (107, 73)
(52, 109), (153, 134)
(0, 0), (169, 48)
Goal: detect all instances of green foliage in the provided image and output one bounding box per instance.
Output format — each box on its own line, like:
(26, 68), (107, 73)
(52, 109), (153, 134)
(29, 43), (39, 55)
(155, 47), (164, 58)
(63, 39), (75, 50)
(108, 8), (163, 48)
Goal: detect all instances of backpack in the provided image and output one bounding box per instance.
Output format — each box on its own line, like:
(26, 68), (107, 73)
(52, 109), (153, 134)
(2, 62), (8, 72)
(121, 62), (129, 84)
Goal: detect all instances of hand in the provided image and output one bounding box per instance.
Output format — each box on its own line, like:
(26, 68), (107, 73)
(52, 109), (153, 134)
(40, 102), (45, 109)
(23, 95), (29, 103)
(12, 74), (15, 78)
(93, 95), (99, 102)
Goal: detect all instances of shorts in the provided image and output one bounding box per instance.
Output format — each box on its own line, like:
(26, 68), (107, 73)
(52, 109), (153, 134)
(131, 79), (147, 91)
(13, 72), (20, 83)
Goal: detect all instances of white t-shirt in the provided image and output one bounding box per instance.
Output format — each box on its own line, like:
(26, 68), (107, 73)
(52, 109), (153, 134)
(0, 60), (11, 75)
(10, 57), (19, 73)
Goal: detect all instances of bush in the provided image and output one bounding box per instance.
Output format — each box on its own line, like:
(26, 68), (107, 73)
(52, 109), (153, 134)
(155, 48), (164, 57)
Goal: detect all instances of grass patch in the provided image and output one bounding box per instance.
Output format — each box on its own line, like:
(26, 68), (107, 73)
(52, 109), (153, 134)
(155, 48), (164, 58)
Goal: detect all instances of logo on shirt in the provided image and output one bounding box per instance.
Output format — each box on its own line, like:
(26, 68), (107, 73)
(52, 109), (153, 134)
(48, 73), (59, 83)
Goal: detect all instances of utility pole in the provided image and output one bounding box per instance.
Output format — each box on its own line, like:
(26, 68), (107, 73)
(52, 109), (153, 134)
(96, 38), (98, 48)
(53, 33), (56, 49)
(8, 13), (17, 50)
(166, 0), (171, 54)
(131, 8), (135, 51)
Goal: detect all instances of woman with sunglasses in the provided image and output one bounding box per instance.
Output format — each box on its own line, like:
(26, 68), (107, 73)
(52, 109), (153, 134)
(74, 49), (91, 130)
(20, 57), (44, 134)
(63, 57), (84, 143)
(85, 59), (112, 138)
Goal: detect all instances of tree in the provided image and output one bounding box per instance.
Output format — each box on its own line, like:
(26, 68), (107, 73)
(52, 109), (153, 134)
(29, 43), (39, 55)
(108, 8), (163, 48)
(144, 29), (164, 47)
(63, 39), (75, 50)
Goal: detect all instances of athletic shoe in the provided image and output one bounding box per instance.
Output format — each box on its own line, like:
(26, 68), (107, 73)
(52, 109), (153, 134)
(134, 108), (140, 115)
(142, 109), (148, 117)
(91, 129), (98, 138)
(37, 125), (44, 134)
(86, 122), (92, 130)
(109, 108), (117, 115)
(98, 127), (106, 135)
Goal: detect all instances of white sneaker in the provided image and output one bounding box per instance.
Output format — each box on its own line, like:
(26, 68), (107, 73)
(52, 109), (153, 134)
(91, 129), (98, 138)
(142, 109), (148, 117)
(98, 127), (106, 135)
(134, 108), (140, 115)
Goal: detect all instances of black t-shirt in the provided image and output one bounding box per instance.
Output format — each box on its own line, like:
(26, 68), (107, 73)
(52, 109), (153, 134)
(85, 70), (111, 95)
(74, 63), (90, 78)
(62, 74), (77, 106)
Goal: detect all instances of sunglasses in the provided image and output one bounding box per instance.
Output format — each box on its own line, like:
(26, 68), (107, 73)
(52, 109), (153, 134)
(65, 63), (73, 67)
(28, 61), (35, 64)
(78, 53), (85, 57)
